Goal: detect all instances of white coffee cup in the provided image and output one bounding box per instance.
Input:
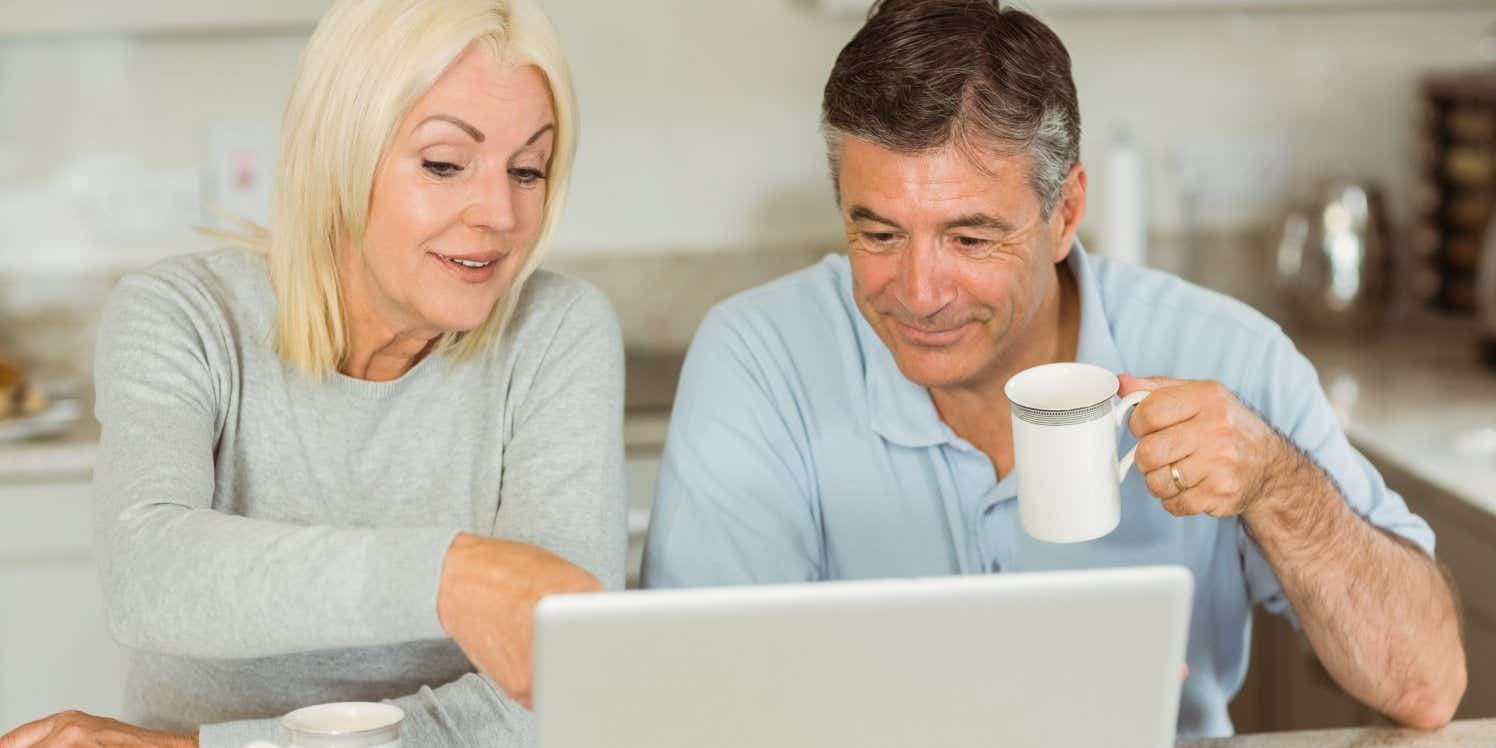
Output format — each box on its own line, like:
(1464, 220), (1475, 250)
(1004, 362), (1151, 543)
(243, 702), (403, 748)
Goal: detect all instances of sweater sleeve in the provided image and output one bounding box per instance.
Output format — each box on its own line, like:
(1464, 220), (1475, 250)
(494, 281), (628, 587)
(193, 282), (629, 748)
(198, 674), (531, 748)
(93, 272), (456, 659)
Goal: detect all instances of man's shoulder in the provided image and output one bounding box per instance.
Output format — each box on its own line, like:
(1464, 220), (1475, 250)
(701, 253), (860, 347)
(715, 252), (851, 313)
(1093, 256), (1286, 356)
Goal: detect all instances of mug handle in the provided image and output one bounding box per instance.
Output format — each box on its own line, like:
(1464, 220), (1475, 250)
(1114, 390), (1152, 483)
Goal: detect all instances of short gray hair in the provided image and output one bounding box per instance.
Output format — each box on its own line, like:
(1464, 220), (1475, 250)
(821, 0), (1081, 217)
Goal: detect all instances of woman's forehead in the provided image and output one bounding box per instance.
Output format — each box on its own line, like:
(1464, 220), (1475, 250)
(405, 48), (553, 138)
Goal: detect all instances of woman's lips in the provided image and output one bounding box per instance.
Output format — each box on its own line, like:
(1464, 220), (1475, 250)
(429, 252), (502, 284)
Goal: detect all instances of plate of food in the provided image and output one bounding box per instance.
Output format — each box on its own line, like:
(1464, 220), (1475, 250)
(0, 353), (84, 443)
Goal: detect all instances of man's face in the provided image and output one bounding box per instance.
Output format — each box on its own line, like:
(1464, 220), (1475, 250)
(838, 137), (1082, 391)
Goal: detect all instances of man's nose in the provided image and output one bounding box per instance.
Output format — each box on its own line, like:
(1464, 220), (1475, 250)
(896, 237), (956, 319)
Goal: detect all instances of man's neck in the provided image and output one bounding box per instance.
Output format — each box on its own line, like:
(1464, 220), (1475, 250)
(929, 261), (1081, 478)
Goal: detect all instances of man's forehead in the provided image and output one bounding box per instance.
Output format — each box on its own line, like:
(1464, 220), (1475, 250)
(837, 137), (1036, 218)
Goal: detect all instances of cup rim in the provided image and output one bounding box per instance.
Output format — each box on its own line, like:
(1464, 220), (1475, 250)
(1004, 362), (1119, 413)
(282, 702), (404, 737)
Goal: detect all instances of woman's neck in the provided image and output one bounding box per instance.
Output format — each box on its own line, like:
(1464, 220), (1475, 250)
(337, 244), (440, 382)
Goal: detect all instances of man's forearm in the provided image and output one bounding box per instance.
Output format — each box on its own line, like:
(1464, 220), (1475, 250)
(1243, 439), (1465, 729)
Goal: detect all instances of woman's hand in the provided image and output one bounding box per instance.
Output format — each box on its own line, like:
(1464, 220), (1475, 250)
(436, 533), (603, 709)
(0, 712), (195, 748)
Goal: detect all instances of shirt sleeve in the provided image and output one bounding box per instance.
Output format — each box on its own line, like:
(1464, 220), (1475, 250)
(1238, 331), (1435, 625)
(641, 307), (824, 587)
(93, 272), (456, 659)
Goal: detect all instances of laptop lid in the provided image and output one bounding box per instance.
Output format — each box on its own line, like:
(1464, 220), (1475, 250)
(535, 565), (1192, 748)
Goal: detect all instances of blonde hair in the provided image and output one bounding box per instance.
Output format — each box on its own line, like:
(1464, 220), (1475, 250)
(243, 0), (577, 380)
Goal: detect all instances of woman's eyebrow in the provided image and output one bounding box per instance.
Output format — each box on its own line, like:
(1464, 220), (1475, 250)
(523, 123), (555, 146)
(416, 114), (485, 143)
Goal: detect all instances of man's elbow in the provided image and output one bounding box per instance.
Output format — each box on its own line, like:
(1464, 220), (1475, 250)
(1392, 658), (1466, 730)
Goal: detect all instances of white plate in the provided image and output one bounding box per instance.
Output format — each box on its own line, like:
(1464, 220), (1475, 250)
(0, 398), (84, 443)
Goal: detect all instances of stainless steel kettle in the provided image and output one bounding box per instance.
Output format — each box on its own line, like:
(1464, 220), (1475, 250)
(1274, 180), (1392, 332)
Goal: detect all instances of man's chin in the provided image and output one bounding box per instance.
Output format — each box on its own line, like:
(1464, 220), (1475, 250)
(888, 349), (981, 390)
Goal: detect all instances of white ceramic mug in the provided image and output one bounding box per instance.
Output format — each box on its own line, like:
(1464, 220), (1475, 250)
(243, 703), (403, 748)
(1004, 362), (1151, 543)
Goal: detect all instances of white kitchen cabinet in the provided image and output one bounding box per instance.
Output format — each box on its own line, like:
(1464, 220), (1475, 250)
(0, 479), (127, 731)
(0, 0), (332, 37)
(624, 454), (661, 588)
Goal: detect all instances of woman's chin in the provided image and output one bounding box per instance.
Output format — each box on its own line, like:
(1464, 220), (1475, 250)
(424, 306), (498, 336)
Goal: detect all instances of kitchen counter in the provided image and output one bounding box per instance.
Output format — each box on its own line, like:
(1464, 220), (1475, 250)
(0, 417), (97, 482)
(1291, 319), (1496, 516)
(4, 321), (1493, 517)
(1180, 718), (1496, 747)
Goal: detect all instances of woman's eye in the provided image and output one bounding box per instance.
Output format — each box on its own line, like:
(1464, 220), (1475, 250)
(510, 168), (548, 186)
(422, 160), (463, 178)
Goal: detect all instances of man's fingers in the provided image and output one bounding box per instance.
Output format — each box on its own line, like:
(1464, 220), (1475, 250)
(1133, 424), (1202, 475)
(0, 716), (57, 748)
(1126, 380), (1214, 436)
(1117, 373), (1183, 396)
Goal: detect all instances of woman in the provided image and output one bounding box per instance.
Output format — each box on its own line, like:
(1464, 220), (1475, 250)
(0, 0), (623, 745)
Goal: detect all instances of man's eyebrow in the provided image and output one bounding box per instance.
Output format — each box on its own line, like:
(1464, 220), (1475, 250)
(940, 213), (1015, 232)
(848, 206), (901, 227)
(417, 114), (485, 143)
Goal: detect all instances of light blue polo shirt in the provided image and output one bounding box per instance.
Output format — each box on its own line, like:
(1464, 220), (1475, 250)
(640, 243), (1434, 738)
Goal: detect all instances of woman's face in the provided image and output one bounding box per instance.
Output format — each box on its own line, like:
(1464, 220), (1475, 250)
(345, 44), (556, 338)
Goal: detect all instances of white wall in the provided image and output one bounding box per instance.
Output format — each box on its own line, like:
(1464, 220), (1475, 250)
(0, 2), (1491, 271)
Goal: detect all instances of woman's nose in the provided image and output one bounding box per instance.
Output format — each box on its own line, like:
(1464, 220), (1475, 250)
(463, 174), (518, 233)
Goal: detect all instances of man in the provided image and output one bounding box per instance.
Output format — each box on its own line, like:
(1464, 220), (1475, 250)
(641, 0), (1464, 738)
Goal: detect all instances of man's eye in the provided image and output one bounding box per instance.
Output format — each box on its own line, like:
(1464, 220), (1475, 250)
(864, 232), (897, 244)
(422, 160), (463, 178)
(953, 236), (990, 248)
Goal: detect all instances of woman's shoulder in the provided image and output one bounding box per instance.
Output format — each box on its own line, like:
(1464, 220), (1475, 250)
(501, 268), (623, 367)
(508, 269), (620, 339)
(108, 247), (272, 330)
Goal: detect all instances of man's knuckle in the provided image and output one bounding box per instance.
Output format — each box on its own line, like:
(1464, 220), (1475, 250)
(1146, 473), (1167, 496)
(1135, 441), (1158, 469)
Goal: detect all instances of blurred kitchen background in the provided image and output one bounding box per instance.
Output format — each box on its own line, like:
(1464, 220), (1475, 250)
(3, 0), (1496, 738)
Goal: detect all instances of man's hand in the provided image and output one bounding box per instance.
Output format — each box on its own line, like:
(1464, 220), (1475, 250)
(436, 534), (603, 710)
(0, 712), (195, 748)
(1118, 374), (1289, 520)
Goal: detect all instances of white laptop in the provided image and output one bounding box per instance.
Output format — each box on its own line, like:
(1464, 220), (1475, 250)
(534, 565), (1193, 748)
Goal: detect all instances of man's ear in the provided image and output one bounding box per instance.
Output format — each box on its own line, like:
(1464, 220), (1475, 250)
(1052, 161), (1087, 263)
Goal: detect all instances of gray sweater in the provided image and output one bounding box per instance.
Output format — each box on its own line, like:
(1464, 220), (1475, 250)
(91, 248), (627, 747)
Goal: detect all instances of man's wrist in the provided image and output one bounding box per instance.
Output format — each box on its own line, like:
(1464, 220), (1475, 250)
(1241, 435), (1341, 550)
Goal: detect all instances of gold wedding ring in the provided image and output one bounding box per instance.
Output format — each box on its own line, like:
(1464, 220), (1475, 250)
(1170, 464), (1186, 493)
